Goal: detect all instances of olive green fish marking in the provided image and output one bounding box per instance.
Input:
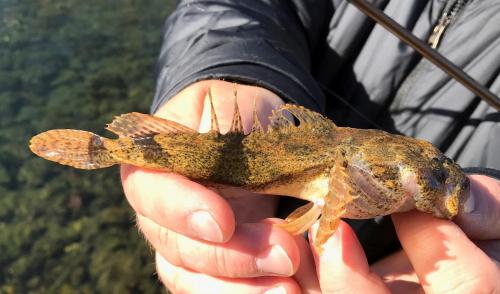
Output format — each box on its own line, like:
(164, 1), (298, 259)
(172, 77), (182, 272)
(29, 89), (470, 252)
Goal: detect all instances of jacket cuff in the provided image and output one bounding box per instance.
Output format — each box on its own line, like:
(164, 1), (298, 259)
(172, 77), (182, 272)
(151, 40), (325, 114)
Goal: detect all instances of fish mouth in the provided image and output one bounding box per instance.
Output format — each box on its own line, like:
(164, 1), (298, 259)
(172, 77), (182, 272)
(436, 176), (470, 219)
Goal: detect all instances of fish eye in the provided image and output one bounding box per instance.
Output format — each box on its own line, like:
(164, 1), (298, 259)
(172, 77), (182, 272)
(432, 155), (446, 164)
(462, 177), (470, 190)
(432, 166), (448, 183)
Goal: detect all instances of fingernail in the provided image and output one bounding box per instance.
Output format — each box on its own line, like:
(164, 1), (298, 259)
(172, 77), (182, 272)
(264, 286), (287, 294)
(188, 210), (223, 242)
(463, 190), (475, 214)
(256, 245), (293, 276)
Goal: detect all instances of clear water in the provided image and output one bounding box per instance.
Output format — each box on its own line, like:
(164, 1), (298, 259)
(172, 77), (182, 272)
(0, 1), (174, 292)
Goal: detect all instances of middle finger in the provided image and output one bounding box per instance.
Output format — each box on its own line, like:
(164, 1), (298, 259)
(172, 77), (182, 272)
(137, 214), (300, 278)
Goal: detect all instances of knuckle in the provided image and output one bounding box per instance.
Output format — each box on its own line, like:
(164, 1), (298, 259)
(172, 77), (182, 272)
(155, 255), (182, 294)
(143, 220), (254, 278)
(212, 246), (232, 277)
(210, 246), (255, 278)
(182, 244), (244, 277)
(440, 269), (500, 294)
(157, 226), (185, 267)
(136, 214), (186, 268)
(156, 223), (169, 248)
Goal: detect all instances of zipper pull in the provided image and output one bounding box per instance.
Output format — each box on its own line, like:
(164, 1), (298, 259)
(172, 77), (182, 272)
(428, 17), (451, 49)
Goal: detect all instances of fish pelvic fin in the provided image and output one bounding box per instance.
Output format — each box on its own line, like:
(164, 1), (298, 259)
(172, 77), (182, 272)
(276, 202), (322, 236)
(29, 129), (117, 169)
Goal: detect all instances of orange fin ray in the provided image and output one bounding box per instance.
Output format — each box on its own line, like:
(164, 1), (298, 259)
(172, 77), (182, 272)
(314, 151), (352, 253)
(106, 112), (195, 138)
(229, 86), (244, 133)
(207, 88), (220, 133)
(251, 98), (264, 133)
(29, 130), (117, 169)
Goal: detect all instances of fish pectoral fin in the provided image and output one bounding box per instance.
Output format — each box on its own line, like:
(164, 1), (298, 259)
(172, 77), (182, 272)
(313, 156), (353, 254)
(314, 190), (349, 255)
(106, 112), (195, 138)
(314, 202), (342, 255)
(276, 202), (322, 236)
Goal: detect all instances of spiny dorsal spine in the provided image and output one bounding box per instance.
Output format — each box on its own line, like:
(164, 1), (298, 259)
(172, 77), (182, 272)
(207, 88), (220, 133)
(229, 86), (244, 133)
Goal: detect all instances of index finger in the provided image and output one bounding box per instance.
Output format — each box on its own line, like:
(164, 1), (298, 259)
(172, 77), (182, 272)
(393, 211), (500, 293)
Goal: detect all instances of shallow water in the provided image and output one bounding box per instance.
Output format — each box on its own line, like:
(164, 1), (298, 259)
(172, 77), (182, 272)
(0, 1), (174, 292)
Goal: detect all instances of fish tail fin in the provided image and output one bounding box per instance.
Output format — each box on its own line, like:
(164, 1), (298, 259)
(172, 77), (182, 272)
(29, 129), (117, 169)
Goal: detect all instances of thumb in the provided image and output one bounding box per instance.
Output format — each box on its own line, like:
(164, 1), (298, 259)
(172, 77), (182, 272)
(454, 174), (500, 240)
(309, 221), (389, 293)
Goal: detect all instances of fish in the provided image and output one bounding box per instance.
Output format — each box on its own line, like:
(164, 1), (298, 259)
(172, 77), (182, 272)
(29, 90), (470, 252)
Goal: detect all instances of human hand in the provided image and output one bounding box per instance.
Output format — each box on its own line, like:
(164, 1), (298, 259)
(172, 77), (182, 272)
(123, 81), (500, 293)
(121, 80), (311, 293)
(308, 174), (500, 293)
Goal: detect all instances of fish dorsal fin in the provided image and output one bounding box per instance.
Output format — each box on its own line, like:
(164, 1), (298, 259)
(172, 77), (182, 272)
(207, 88), (220, 133)
(229, 87), (244, 133)
(106, 112), (195, 138)
(268, 104), (336, 132)
(269, 108), (295, 131)
(251, 98), (264, 133)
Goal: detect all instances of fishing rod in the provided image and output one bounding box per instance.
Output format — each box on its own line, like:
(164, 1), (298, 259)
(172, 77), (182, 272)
(347, 0), (500, 111)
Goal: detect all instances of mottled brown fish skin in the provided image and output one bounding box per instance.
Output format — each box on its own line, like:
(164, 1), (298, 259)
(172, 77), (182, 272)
(102, 104), (341, 192)
(331, 127), (469, 219)
(29, 103), (469, 221)
(109, 127), (338, 190)
(29, 100), (470, 254)
(102, 108), (468, 220)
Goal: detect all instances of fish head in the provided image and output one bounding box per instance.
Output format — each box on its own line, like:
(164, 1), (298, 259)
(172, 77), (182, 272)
(438, 157), (470, 218)
(399, 142), (470, 219)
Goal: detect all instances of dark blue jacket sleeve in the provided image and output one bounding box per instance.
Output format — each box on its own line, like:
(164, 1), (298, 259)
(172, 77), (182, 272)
(150, 0), (333, 113)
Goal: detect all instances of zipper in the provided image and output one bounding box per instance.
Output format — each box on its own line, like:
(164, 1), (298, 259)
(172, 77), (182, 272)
(428, 0), (470, 49)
